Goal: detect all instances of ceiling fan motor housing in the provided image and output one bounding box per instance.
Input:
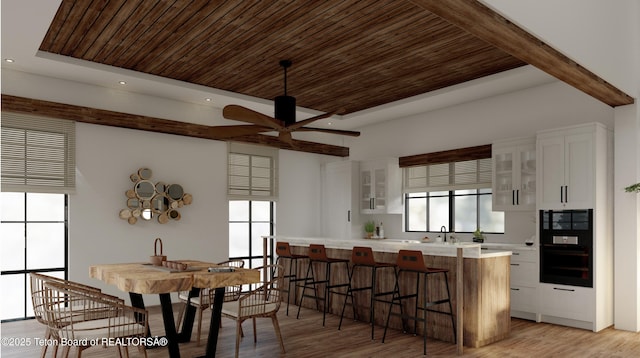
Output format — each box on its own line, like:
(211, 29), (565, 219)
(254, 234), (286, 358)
(275, 95), (296, 126)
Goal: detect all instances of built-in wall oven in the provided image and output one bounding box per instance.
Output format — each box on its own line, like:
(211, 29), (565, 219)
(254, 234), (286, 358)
(539, 209), (593, 287)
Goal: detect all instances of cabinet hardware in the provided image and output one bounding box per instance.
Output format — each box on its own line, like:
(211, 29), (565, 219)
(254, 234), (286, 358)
(564, 186), (568, 203)
(510, 288), (520, 291)
(347, 210), (351, 222)
(512, 252), (520, 255)
(516, 189), (519, 205)
(560, 186), (564, 203)
(553, 287), (575, 292)
(511, 263), (520, 266)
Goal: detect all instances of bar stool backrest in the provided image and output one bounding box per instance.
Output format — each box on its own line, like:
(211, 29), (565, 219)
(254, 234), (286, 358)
(276, 241), (293, 257)
(308, 244), (329, 261)
(397, 250), (427, 271)
(352, 246), (376, 266)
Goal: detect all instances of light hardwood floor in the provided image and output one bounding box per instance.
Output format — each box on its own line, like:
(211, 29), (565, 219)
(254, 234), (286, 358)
(2, 304), (639, 357)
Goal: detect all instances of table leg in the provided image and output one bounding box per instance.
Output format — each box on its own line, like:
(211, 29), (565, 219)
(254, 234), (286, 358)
(129, 293), (151, 338)
(199, 287), (225, 358)
(177, 287), (200, 342)
(159, 293), (181, 358)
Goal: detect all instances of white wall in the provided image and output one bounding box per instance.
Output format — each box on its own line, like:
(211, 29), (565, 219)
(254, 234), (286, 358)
(483, 0), (638, 95)
(614, 105), (640, 331)
(72, 124), (228, 302)
(276, 150), (328, 237)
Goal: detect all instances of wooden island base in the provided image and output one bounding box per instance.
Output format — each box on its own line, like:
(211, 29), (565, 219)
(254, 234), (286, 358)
(289, 245), (511, 348)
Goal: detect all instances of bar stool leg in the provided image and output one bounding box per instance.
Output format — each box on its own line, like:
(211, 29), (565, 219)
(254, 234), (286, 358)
(422, 273), (427, 355)
(444, 272), (456, 343)
(323, 263), (331, 326)
(383, 268), (405, 343)
(338, 265), (356, 330)
(297, 260), (321, 319)
(369, 267), (376, 340)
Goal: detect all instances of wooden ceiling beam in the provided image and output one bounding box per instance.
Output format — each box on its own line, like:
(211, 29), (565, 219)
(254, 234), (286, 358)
(1, 95), (350, 157)
(409, 0), (634, 107)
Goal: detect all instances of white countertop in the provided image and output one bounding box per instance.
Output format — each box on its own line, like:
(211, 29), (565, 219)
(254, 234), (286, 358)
(269, 236), (513, 259)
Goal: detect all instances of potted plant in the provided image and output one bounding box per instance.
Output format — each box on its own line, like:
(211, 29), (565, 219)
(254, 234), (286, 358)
(364, 221), (376, 238)
(473, 228), (485, 243)
(625, 183), (640, 193)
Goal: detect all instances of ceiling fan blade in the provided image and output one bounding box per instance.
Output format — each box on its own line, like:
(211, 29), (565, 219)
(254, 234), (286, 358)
(287, 110), (339, 130)
(223, 105), (284, 130)
(208, 125), (274, 139)
(296, 127), (361, 137)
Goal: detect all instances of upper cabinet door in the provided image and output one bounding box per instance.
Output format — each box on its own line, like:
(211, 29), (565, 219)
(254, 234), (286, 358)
(538, 135), (566, 209)
(360, 158), (402, 214)
(537, 126), (595, 210)
(492, 137), (536, 211)
(563, 132), (594, 209)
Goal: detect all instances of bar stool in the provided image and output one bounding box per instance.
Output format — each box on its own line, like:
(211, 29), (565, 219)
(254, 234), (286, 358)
(382, 249), (456, 355)
(274, 241), (309, 315)
(296, 244), (351, 326)
(338, 246), (396, 340)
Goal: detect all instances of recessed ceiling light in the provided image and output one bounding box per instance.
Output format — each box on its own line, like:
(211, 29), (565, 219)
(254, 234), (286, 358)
(327, 122), (333, 126)
(5, 58), (15, 63)
(118, 80), (127, 85)
(205, 98), (212, 102)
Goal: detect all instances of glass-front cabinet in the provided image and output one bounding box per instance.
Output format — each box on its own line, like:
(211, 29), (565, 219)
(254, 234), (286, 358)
(492, 137), (536, 211)
(360, 158), (402, 214)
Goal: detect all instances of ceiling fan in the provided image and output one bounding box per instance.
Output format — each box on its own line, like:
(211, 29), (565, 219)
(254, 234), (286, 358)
(213, 60), (360, 144)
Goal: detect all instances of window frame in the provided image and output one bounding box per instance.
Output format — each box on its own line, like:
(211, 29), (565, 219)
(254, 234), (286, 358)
(228, 200), (275, 290)
(404, 188), (503, 234)
(0, 192), (69, 322)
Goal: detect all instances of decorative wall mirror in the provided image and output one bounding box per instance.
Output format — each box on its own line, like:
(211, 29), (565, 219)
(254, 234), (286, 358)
(119, 167), (193, 225)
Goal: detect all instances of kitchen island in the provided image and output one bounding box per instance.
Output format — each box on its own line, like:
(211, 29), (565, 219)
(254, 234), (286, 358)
(275, 236), (511, 348)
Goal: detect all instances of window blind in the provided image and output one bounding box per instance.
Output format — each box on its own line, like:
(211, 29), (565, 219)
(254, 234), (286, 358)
(1, 112), (76, 193)
(403, 158), (492, 192)
(228, 142), (278, 201)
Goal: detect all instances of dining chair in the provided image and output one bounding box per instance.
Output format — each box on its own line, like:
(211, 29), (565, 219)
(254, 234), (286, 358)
(29, 273), (106, 358)
(42, 280), (148, 358)
(175, 259), (245, 345)
(221, 264), (285, 358)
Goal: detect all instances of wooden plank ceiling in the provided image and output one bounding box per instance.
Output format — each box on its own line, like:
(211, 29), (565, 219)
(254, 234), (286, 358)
(39, 0), (527, 115)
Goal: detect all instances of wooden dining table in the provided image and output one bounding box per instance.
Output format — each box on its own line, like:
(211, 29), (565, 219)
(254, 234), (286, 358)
(90, 260), (260, 358)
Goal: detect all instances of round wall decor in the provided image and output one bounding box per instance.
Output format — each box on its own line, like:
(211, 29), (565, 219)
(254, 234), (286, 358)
(120, 167), (193, 224)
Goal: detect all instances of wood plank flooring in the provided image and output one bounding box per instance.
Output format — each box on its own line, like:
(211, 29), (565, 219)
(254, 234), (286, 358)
(2, 303), (639, 357)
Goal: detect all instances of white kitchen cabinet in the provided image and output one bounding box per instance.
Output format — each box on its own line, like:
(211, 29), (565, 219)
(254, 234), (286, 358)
(321, 160), (360, 239)
(492, 137), (536, 211)
(536, 122), (613, 332)
(538, 283), (594, 329)
(537, 125), (598, 209)
(360, 158), (402, 214)
(509, 248), (539, 319)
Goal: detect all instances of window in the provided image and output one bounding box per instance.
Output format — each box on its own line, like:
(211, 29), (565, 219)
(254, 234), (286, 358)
(227, 142), (278, 289)
(405, 189), (504, 233)
(1, 192), (68, 321)
(402, 151), (503, 234)
(1, 112), (74, 321)
(229, 200), (275, 290)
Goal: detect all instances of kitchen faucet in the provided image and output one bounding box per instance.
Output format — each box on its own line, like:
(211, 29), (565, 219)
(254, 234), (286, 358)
(440, 225), (447, 242)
